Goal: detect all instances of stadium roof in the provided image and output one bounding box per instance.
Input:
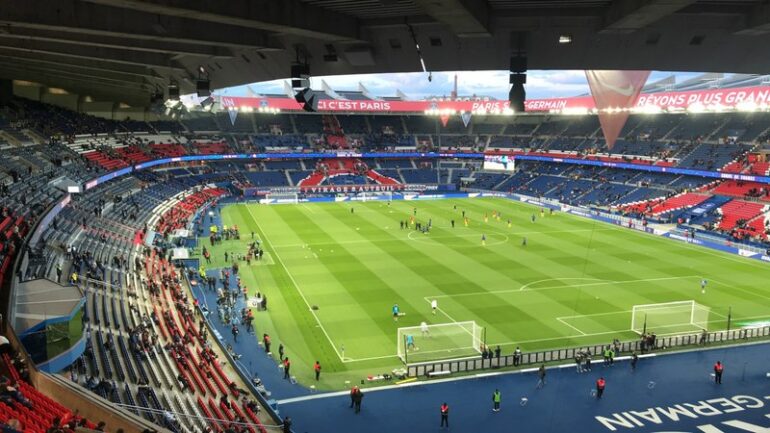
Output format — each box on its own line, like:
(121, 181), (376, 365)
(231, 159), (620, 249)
(224, 72), (770, 102)
(1, 0), (769, 105)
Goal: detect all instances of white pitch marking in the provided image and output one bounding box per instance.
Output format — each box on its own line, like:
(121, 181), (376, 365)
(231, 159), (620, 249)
(556, 317), (587, 335)
(708, 277), (770, 302)
(245, 206), (343, 362)
(519, 277), (606, 292)
(427, 275), (701, 300)
(270, 227), (617, 248)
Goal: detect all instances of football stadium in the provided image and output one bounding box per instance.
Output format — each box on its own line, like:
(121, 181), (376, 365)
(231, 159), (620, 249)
(3, 1), (770, 432)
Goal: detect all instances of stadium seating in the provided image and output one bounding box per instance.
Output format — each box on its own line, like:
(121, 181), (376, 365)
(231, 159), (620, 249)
(716, 200), (767, 232)
(749, 161), (770, 175)
(9, 94), (770, 433)
(711, 180), (770, 201)
(649, 193), (710, 215)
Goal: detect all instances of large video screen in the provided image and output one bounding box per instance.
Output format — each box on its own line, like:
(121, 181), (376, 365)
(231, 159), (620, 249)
(483, 155), (515, 171)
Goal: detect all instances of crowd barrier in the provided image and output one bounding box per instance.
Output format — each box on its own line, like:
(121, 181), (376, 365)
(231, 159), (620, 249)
(407, 325), (770, 377)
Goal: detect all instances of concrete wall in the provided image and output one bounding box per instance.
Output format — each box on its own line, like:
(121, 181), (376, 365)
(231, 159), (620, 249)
(114, 106), (147, 122)
(40, 93), (79, 112)
(81, 101), (117, 120)
(13, 82), (43, 101)
(12, 82), (156, 121)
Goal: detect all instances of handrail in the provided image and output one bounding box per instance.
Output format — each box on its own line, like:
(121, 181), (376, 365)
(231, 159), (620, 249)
(407, 326), (770, 377)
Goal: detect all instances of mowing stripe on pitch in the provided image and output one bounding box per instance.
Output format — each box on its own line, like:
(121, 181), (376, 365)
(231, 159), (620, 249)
(244, 205), (344, 362)
(426, 275), (701, 300)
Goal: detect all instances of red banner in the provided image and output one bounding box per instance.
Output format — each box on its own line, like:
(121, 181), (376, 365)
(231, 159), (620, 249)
(586, 70), (650, 149)
(218, 85), (770, 114)
(299, 184), (404, 193)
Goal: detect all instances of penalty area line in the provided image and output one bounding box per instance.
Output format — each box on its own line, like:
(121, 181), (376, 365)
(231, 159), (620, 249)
(556, 317), (587, 336)
(428, 275), (702, 300)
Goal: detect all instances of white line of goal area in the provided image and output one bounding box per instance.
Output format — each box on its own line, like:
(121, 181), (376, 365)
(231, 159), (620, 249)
(423, 275), (735, 344)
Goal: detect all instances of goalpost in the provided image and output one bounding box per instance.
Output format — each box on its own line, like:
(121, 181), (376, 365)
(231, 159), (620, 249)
(397, 321), (484, 364)
(358, 191), (393, 202)
(631, 300), (710, 335)
(265, 192), (299, 204)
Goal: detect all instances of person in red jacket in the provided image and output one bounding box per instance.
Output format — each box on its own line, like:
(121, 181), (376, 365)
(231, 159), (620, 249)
(596, 377), (606, 399)
(283, 357), (291, 380)
(313, 361), (321, 381)
(263, 334), (271, 354)
(349, 386), (359, 408)
(714, 361), (723, 384)
(440, 402), (449, 428)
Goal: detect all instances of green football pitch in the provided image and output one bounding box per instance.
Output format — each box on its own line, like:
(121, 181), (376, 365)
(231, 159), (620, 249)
(199, 197), (770, 389)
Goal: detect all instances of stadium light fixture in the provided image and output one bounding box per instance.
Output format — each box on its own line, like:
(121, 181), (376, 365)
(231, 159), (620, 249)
(561, 107), (589, 115)
(635, 105), (662, 114)
(291, 63), (311, 89)
(195, 65), (211, 98)
(200, 96), (214, 112)
(167, 82), (180, 101)
(708, 103), (727, 113)
(736, 101), (758, 112)
(295, 87), (318, 112)
(558, 35), (572, 44)
(687, 102), (706, 113)
(164, 99), (182, 109)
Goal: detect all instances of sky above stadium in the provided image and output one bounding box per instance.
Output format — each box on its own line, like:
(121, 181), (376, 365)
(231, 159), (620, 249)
(215, 70), (705, 100)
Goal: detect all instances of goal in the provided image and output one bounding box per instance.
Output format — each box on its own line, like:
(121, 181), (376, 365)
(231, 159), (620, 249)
(397, 321), (484, 364)
(358, 191), (393, 202)
(631, 300), (710, 335)
(265, 192), (299, 204)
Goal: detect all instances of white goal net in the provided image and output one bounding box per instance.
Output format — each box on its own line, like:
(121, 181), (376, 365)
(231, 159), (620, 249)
(264, 192), (299, 204)
(631, 300), (710, 335)
(397, 321), (484, 364)
(358, 191), (393, 202)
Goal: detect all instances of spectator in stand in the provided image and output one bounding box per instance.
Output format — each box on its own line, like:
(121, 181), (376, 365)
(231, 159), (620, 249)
(45, 418), (65, 433)
(0, 335), (10, 356)
(0, 383), (32, 409)
(1, 419), (22, 433)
